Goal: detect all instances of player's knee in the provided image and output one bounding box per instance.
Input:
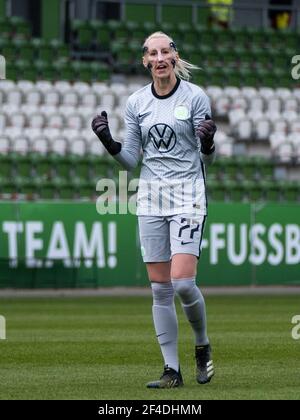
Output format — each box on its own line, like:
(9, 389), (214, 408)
(151, 281), (174, 306)
(172, 279), (196, 302)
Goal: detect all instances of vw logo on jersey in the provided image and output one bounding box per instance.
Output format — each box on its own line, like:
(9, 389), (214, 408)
(148, 124), (177, 153)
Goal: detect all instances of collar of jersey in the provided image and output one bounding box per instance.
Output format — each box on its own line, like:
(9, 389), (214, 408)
(151, 77), (181, 99)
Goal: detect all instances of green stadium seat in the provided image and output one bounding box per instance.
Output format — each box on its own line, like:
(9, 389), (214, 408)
(32, 37), (44, 54)
(31, 153), (52, 179)
(220, 67), (238, 86)
(226, 69), (241, 87)
(50, 39), (70, 60)
(211, 68), (227, 87)
(239, 67), (257, 87)
(126, 21), (145, 42)
(39, 41), (56, 62)
(223, 179), (245, 201)
(35, 59), (56, 81)
(72, 177), (93, 199)
(143, 21), (157, 34)
(0, 176), (6, 196)
(205, 158), (220, 180)
(221, 157), (239, 180)
(107, 20), (128, 40)
(58, 180), (76, 199)
(0, 155), (13, 179)
(5, 62), (18, 81)
(254, 157), (273, 180)
(179, 43), (195, 62)
(207, 180), (226, 201)
(270, 31), (285, 50)
(72, 61), (93, 83)
(261, 180), (281, 201)
(87, 155), (111, 180)
(0, 39), (17, 61)
(281, 181), (299, 202)
(245, 180), (264, 201)
(112, 41), (133, 73)
(18, 177), (38, 197)
(89, 61), (110, 81)
(53, 60), (76, 81)
(15, 59), (31, 79)
(21, 65), (37, 82)
(13, 38), (35, 61)
(216, 28), (234, 47)
(245, 27), (265, 46)
(251, 46), (270, 69)
(236, 157), (257, 180)
(73, 156), (90, 180)
(221, 47), (238, 68)
(0, 18), (13, 37)
(10, 16), (31, 38)
(231, 27), (248, 47)
(189, 49), (203, 68)
(285, 31), (298, 49)
(91, 20), (110, 49)
(11, 153), (32, 178)
(199, 28), (215, 46)
(72, 20), (94, 47)
(39, 179), (57, 199)
(0, 177), (15, 195)
(51, 155), (70, 179)
(190, 71), (205, 87)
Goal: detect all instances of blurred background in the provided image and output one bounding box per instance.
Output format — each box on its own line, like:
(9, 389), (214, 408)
(0, 0), (299, 289)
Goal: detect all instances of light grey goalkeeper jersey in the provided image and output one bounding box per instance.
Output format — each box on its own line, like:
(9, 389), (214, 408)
(114, 78), (214, 216)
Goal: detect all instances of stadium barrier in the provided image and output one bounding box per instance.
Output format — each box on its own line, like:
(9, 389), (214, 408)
(0, 201), (299, 288)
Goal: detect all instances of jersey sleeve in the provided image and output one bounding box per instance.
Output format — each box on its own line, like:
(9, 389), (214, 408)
(192, 89), (216, 166)
(192, 89), (212, 132)
(113, 97), (142, 171)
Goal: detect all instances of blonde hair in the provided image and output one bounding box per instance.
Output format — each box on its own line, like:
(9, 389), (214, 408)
(143, 31), (200, 81)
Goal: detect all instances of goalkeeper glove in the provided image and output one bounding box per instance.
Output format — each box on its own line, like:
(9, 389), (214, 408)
(196, 114), (217, 155)
(91, 111), (121, 155)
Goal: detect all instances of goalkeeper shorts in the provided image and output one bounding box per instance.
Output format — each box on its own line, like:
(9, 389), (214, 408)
(138, 214), (207, 263)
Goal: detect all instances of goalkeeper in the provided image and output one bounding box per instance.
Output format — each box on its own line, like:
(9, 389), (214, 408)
(92, 31), (216, 389)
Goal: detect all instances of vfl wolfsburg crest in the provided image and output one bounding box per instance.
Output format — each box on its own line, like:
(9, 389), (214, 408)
(174, 105), (189, 120)
(148, 124), (177, 153)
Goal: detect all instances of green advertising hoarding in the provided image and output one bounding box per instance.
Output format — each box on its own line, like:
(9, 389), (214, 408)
(0, 202), (141, 288)
(200, 203), (300, 286)
(0, 201), (299, 288)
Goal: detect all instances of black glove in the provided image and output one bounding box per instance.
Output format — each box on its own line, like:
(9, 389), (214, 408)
(196, 114), (217, 155)
(91, 111), (121, 156)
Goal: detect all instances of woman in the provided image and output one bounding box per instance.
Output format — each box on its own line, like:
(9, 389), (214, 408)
(92, 31), (217, 389)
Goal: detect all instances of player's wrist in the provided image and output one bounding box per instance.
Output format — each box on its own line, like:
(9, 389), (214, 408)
(99, 130), (122, 156)
(201, 140), (215, 155)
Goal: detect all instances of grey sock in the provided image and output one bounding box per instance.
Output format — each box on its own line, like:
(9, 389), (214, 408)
(151, 282), (179, 372)
(172, 277), (209, 346)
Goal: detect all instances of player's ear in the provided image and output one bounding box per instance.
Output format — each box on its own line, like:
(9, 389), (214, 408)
(142, 56), (148, 68)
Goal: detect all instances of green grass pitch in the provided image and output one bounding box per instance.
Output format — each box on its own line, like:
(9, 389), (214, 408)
(0, 294), (299, 400)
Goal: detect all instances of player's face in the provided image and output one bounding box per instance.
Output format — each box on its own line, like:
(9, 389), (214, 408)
(143, 37), (178, 79)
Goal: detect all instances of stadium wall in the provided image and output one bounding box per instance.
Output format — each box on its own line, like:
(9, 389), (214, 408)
(0, 201), (299, 288)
